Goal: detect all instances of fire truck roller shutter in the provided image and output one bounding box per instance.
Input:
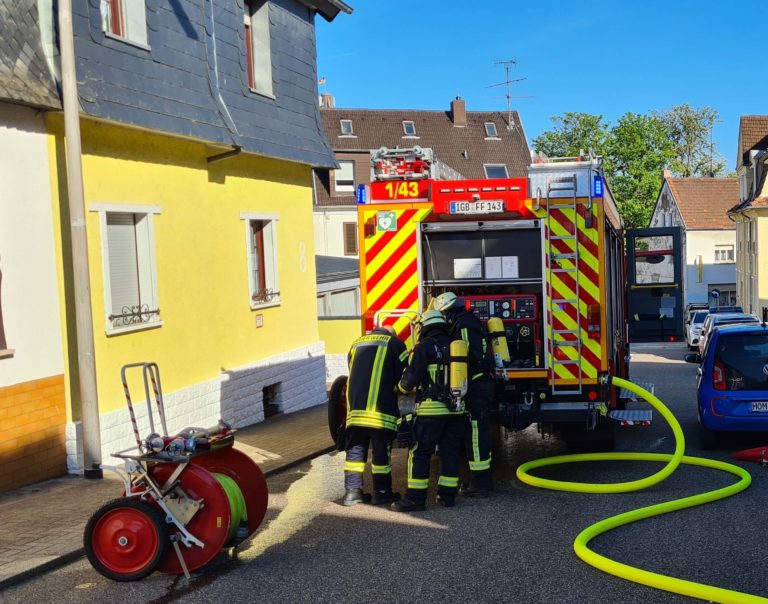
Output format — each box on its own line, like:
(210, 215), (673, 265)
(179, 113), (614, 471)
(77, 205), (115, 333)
(421, 228), (543, 283)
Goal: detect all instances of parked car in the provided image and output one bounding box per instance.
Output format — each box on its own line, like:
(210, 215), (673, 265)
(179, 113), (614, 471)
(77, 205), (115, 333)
(685, 310), (709, 350)
(708, 305), (744, 314)
(684, 303), (709, 327)
(685, 322), (768, 448)
(697, 313), (759, 355)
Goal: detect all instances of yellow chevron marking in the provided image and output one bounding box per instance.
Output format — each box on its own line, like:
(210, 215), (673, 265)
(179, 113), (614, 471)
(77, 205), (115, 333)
(364, 212), (418, 275)
(367, 245), (418, 303)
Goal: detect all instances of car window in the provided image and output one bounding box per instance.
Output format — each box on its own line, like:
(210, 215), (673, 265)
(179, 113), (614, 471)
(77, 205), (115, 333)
(714, 334), (768, 390)
(692, 311), (708, 323)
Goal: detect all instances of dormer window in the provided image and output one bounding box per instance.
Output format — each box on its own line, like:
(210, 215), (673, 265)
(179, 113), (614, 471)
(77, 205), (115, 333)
(484, 122), (498, 138)
(403, 121), (416, 136)
(340, 119), (354, 135)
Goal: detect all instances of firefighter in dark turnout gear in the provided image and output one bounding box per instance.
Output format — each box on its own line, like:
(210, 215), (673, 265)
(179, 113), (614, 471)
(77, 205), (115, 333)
(391, 310), (466, 512)
(435, 292), (494, 496)
(343, 325), (409, 506)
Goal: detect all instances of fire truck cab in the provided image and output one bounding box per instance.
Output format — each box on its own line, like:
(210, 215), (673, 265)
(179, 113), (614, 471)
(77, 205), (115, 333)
(338, 147), (637, 451)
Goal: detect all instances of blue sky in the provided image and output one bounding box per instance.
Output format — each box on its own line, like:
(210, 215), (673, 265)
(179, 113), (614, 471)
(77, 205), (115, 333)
(317, 1), (766, 172)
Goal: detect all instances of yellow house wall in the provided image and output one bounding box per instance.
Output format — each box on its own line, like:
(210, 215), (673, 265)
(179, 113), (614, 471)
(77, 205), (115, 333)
(318, 319), (361, 355)
(48, 117), (320, 416)
(758, 215), (768, 308)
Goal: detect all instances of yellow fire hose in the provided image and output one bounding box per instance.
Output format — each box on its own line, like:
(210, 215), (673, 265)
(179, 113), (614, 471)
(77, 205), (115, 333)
(516, 376), (765, 603)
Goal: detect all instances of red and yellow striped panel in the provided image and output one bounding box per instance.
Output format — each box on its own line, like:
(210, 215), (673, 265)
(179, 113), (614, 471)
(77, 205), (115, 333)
(534, 201), (604, 383)
(359, 204), (432, 347)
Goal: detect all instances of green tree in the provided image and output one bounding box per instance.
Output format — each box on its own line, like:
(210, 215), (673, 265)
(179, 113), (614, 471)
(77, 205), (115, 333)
(657, 104), (725, 177)
(604, 113), (675, 228)
(532, 112), (609, 158)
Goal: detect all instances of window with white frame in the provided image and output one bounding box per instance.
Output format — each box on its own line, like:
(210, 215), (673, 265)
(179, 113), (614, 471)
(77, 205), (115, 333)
(714, 244), (735, 264)
(402, 121), (416, 136)
(317, 288), (359, 318)
(334, 160), (355, 194)
(100, 0), (148, 46)
(96, 208), (160, 333)
(484, 122), (498, 137)
(483, 164), (508, 178)
(244, 0), (273, 96)
(340, 119), (354, 135)
(244, 216), (279, 306)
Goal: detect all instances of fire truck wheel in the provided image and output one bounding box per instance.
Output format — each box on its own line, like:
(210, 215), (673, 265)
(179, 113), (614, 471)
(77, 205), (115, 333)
(328, 375), (348, 448)
(84, 497), (168, 581)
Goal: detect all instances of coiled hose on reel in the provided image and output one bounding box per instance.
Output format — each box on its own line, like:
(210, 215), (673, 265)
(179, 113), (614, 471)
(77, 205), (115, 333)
(516, 376), (765, 603)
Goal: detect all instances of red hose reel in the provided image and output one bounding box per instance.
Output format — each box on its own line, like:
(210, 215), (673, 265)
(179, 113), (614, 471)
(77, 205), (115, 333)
(83, 363), (268, 581)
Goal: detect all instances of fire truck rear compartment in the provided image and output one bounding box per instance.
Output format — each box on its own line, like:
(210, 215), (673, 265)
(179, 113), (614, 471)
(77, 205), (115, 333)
(420, 220), (545, 371)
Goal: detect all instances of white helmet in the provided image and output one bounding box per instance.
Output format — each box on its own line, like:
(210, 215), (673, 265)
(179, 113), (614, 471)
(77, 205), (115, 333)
(433, 292), (460, 312)
(419, 309), (446, 328)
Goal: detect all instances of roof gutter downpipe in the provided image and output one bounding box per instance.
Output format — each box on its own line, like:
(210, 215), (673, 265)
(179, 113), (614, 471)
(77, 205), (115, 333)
(58, 0), (102, 478)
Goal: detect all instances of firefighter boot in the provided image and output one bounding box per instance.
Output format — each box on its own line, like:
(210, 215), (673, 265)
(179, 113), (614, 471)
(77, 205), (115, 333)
(436, 493), (455, 507)
(459, 484), (490, 498)
(390, 498), (426, 512)
(371, 490), (401, 506)
(343, 489), (372, 506)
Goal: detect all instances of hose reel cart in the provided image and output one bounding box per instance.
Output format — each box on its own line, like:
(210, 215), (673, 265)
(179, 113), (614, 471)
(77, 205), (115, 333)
(83, 363), (269, 581)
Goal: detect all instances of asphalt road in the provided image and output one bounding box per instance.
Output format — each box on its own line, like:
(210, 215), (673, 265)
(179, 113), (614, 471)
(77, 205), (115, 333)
(4, 342), (768, 603)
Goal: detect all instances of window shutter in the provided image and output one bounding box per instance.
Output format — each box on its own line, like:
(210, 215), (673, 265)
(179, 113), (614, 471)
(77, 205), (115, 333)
(343, 222), (358, 255)
(107, 213), (141, 318)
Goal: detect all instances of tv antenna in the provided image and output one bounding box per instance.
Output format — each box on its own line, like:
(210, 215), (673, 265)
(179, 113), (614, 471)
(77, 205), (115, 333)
(486, 59), (531, 130)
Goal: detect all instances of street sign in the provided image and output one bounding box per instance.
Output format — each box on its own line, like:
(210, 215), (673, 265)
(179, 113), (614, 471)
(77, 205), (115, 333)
(711, 289), (720, 299)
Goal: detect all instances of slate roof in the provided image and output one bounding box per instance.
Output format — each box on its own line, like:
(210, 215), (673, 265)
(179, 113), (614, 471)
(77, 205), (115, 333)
(315, 105), (531, 206)
(666, 178), (738, 229)
(316, 255), (359, 283)
(0, 0), (60, 109)
(737, 115), (768, 166)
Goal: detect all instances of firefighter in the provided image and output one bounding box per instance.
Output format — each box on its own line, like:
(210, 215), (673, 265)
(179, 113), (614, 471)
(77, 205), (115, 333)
(391, 310), (465, 512)
(343, 325), (409, 506)
(434, 291), (495, 497)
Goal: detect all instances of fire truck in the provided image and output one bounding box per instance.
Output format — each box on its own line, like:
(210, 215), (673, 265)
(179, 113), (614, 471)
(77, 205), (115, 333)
(329, 147), (643, 451)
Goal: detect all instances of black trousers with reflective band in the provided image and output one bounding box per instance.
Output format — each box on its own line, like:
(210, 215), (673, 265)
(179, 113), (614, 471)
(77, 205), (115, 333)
(344, 426), (395, 492)
(465, 379), (494, 490)
(406, 415), (465, 503)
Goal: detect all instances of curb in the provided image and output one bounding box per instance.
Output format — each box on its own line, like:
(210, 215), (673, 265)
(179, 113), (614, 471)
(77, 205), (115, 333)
(0, 444), (336, 591)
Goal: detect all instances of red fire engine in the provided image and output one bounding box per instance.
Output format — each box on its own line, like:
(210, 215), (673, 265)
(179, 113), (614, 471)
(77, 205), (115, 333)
(330, 147), (648, 450)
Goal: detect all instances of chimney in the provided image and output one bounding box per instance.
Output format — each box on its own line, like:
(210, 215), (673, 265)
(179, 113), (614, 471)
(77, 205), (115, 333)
(319, 93), (335, 109)
(663, 169), (672, 179)
(451, 96), (466, 127)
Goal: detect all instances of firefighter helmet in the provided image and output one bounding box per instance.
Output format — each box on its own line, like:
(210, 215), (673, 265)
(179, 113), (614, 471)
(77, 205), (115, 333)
(419, 310), (446, 328)
(433, 292), (462, 312)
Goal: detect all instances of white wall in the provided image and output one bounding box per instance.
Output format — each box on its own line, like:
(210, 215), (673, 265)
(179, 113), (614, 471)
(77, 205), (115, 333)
(685, 229), (736, 304)
(0, 104), (64, 386)
(313, 207), (358, 258)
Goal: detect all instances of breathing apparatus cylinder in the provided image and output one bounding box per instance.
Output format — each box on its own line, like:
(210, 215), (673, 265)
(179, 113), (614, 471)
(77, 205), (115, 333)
(449, 340), (468, 411)
(488, 317), (511, 368)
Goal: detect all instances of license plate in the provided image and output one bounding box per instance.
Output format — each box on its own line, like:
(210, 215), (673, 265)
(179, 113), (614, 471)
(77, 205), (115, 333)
(449, 200), (505, 214)
(750, 401), (768, 412)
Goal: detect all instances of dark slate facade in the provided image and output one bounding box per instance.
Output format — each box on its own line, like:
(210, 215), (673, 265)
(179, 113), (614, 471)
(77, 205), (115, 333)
(0, 0), (60, 109)
(73, 0), (346, 167)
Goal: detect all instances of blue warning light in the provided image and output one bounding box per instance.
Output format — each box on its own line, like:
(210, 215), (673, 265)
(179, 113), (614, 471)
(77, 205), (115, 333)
(356, 184), (366, 204)
(593, 174), (604, 197)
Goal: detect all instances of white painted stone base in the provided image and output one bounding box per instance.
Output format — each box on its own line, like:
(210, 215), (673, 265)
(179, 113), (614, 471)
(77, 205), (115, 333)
(324, 353), (348, 385)
(66, 342), (327, 473)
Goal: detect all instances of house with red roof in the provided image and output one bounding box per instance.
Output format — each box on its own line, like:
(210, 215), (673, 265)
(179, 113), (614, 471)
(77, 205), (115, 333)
(649, 173), (739, 308)
(728, 116), (768, 314)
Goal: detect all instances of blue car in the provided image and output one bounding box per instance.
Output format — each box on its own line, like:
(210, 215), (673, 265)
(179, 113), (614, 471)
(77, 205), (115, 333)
(685, 322), (768, 448)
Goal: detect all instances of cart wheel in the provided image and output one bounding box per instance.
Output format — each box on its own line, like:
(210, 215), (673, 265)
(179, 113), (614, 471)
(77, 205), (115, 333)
(84, 497), (168, 581)
(328, 375), (348, 448)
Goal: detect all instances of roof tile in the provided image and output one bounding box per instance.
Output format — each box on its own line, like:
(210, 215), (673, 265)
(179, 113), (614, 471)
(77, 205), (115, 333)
(738, 115), (768, 166)
(666, 178), (738, 229)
